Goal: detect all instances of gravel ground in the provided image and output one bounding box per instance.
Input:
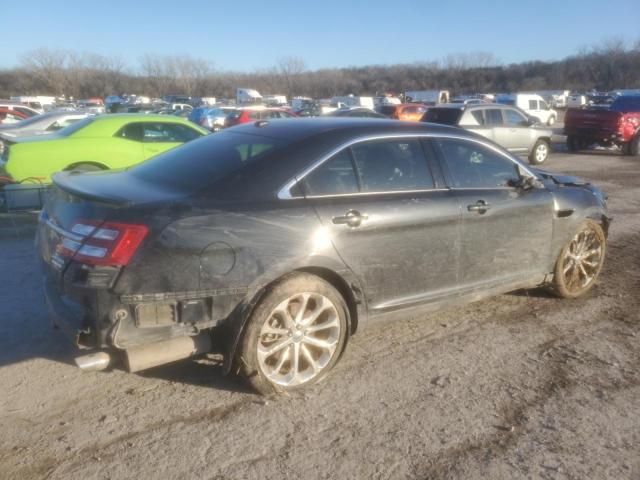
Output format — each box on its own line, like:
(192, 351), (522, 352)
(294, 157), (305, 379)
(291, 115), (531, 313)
(0, 147), (638, 480)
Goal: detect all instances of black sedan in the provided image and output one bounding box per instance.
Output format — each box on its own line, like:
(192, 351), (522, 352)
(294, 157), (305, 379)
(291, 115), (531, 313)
(38, 118), (609, 394)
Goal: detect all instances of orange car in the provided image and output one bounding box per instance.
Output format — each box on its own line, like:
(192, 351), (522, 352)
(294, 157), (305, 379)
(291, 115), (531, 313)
(381, 103), (428, 121)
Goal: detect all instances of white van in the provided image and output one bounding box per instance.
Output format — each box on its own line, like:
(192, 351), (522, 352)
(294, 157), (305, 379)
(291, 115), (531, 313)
(496, 93), (557, 125)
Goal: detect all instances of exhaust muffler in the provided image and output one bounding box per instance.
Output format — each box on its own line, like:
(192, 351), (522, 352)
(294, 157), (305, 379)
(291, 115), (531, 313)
(124, 333), (212, 373)
(75, 351), (112, 371)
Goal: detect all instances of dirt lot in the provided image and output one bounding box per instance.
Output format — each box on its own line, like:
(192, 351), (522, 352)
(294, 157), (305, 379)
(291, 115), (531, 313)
(0, 147), (638, 480)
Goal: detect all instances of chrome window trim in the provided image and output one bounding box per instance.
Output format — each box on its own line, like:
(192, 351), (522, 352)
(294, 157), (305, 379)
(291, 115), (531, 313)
(277, 132), (536, 200)
(303, 188), (450, 200)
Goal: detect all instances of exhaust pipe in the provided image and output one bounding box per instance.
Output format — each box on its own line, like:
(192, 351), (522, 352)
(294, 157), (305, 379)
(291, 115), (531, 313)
(124, 333), (212, 373)
(75, 351), (112, 371)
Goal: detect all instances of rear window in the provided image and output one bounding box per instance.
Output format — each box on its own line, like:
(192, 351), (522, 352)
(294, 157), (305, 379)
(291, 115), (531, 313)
(422, 108), (463, 125)
(129, 131), (285, 191)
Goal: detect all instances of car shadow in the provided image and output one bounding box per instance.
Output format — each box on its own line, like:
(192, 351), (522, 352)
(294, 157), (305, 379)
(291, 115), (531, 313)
(508, 287), (557, 299)
(137, 356), (255, 394)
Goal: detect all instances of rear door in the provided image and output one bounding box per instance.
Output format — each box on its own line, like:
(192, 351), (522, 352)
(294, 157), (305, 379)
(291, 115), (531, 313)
(302, 137), (461, 313)
(432, 136), (553, 290)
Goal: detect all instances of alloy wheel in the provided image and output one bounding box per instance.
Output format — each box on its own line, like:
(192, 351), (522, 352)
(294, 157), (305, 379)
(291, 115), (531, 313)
(257, 292), (341, 387)
(561, 227), (603, 293)
(535, 143), (548, 163)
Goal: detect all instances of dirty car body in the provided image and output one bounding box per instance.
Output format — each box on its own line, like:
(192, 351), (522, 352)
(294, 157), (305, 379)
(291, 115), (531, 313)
(36, 118), (610, 388)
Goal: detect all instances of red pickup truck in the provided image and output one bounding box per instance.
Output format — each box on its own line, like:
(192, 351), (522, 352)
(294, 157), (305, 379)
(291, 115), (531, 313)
(564, 95), (640, 155)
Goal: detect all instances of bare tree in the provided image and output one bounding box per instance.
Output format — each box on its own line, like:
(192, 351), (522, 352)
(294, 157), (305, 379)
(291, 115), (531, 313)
(277, 56), (306, 98)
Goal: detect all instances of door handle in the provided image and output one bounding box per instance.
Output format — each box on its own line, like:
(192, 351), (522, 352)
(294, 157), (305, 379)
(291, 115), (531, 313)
(467, 200), (491, 214)
(332, 209), (368, 227)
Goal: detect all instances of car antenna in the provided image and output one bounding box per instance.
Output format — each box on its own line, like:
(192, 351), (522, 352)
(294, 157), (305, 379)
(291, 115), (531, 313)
(254, 120), (269, 128)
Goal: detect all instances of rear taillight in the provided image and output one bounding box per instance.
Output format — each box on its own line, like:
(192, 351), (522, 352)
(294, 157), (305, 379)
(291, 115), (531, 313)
(67, 221), (148, 266)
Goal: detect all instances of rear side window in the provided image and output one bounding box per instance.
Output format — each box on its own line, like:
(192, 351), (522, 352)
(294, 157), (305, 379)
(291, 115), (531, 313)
(435, 138), (519, 188)
(484, 109), (503, 125)
(528, 100), (538, 110)
(471, 110), (485, 125)
(422, 108), (462, 125)
(141, 123), (202, 143)
(130, 131), (284, 191)
(351, 140), (434, 192)
(118, 123), (144, 141)
(303, 150), (359, 196)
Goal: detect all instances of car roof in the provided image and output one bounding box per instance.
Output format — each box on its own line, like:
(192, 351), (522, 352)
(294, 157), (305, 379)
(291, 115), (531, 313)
(227, 117), (460, 140)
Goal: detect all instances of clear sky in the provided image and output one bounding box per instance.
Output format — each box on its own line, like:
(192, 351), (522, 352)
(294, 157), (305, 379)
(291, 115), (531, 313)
(3, 0), (639, 71)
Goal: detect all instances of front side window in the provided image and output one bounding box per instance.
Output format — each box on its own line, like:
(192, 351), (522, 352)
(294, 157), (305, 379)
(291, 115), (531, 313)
(351, 140), (434, 192)
(435, 138), (519, 189)
(504, 109), (527, 126)
(302, 150), (359, 196)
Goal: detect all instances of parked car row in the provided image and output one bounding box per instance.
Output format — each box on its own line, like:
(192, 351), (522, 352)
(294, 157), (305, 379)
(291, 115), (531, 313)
(1, 115), (207, 182)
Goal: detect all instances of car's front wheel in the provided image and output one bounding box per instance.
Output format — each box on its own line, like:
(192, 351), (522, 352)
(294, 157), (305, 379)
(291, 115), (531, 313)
(547, 115), (556, 126)
(239, 273), (348, 395)
(529, 139), (550, 165)
(550, 220), (606, 298)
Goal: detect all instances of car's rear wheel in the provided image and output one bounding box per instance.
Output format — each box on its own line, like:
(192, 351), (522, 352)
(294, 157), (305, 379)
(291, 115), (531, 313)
(529, 139), (550, 165)
(550, 220), (606, 298)
(239, 273), (348, 395)
(566, 135), (579, 152)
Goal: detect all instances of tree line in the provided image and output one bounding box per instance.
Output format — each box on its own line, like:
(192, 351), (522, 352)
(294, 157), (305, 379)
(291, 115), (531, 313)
(0, 39), (639, 101)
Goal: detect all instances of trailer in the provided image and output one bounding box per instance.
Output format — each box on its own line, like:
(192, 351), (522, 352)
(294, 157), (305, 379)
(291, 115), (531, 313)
(404, 90), (450, 105)
(236, 88), (263, 105)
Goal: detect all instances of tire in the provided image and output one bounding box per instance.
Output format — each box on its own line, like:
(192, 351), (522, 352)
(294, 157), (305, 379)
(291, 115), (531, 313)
(549, 220), (606, 299)
(566, 135), (579, 152)
(547, 115), (556, 126)
(238, 273), (349, 395)
(529, 139), (550, 165)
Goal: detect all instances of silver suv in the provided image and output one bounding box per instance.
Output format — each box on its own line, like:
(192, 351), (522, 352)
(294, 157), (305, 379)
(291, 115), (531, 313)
(422, 104), (553, 164)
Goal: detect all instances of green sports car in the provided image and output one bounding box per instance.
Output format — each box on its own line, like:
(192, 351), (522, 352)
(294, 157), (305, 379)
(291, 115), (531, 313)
(1, 114), (209, 182)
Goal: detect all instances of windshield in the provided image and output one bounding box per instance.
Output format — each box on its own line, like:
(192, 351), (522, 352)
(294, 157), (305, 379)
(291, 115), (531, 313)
(130, 130), (286, 191)
(55, 116), (95, 136)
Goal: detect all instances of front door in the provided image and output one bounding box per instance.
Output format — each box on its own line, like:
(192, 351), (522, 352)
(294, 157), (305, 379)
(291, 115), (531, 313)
(432, 137), (554, 290)
(493, 107), (532, 153)
(301, 138), (461, 313)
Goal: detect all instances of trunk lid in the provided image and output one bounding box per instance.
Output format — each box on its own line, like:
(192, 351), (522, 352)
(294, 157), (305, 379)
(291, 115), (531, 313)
(39, 170), (187, 274)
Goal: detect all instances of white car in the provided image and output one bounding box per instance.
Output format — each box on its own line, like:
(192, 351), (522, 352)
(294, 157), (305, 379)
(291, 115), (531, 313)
(496, 94), (558, 125)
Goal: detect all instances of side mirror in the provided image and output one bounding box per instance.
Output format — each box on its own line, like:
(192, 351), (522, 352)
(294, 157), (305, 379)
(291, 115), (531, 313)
(512, 175), (541, 190)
